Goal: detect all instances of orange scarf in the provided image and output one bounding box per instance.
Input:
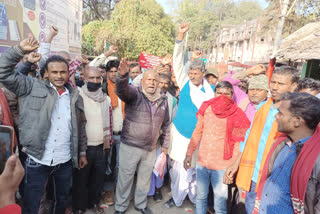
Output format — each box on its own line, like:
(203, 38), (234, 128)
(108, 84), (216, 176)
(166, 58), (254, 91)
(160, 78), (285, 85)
(107, 79), (125, 118)
(236, 98), (282, 192)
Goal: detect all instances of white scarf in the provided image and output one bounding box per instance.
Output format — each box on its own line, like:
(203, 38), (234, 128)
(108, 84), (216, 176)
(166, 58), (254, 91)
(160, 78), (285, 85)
(189, 79), (215, 109)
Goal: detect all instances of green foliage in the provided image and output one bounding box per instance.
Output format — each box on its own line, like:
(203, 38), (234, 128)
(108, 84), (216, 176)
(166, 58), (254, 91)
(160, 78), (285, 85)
(82, 0), (175, 59)
(82, 20), (104, 55)
(222, 1), (264, 25)
(174, 0), (263, 51)
(261, 0), (320, 37)
(83, 0), (120, 25)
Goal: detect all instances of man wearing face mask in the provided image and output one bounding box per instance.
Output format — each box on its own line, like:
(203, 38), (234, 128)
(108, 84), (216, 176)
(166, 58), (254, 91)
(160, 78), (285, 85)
(72, 66), (113, 214)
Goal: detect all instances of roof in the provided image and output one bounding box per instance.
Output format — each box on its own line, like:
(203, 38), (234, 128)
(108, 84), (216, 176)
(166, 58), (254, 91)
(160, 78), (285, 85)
(275, 22), (320, 61)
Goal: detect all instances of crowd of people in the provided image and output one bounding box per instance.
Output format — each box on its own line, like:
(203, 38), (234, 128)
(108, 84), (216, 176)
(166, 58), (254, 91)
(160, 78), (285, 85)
(0, 21), (320, 214)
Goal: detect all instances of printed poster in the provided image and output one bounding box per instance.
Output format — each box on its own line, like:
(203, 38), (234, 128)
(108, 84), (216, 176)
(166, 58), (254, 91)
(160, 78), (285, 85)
(0, 0), (82, 55)
(139, 52), (163, 70)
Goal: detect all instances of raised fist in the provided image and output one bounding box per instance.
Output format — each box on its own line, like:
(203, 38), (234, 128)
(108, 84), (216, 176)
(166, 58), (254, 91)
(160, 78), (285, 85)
(50, 25), (58, 37)
(109, 45), (118, 54)
(81, 54), (90, 64)
(27, 52), (42, 64)
(178, 22), (190, 34)
(192, 50), (202, 60)
(19, 36), (39, 53)
(246, 64), (266, 76)
(161, 54), (173, 65)
(118, 58), (130, 77)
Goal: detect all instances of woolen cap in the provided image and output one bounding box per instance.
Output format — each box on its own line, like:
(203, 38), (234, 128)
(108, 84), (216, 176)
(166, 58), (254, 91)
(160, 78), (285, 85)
(205, 68), (219, 78)
(248, 74), (269, 91)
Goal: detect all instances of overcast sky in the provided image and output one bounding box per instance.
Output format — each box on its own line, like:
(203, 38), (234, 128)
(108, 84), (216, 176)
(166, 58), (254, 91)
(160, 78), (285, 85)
(156, 0), (269, 15)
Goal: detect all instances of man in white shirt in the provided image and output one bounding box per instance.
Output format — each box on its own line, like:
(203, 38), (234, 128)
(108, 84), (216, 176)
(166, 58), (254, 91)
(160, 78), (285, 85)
(0, 37), (88, 214)
(164, 23), (215, 209)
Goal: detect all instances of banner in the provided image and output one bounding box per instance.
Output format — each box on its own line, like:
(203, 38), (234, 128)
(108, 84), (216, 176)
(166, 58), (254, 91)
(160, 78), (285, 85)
(0, 0), (82, 55)
(139, 52), (163, 69)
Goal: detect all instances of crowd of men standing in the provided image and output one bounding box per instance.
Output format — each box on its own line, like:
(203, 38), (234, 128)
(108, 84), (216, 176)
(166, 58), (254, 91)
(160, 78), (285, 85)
(0, 22), (320, 214)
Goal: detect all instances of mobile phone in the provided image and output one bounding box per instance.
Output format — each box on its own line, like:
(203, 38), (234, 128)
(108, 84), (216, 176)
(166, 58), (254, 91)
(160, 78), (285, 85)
(0, 125), (14, 174)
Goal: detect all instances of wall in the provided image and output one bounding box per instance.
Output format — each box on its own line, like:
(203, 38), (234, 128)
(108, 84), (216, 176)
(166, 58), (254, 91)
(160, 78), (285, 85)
(0, 0), (82, 55)
(212, 19), (274, 65)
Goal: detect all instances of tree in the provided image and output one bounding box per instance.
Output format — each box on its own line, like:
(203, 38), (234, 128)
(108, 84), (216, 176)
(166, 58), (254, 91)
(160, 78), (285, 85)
(173, 0), (263, 52)
(83, 0), (121, 25)
(82, 20), (105, 55)
(261, 0), (320, 37)
(296, 0), (320, 19)
(272, 0), (290, 55)
(82, 0), (175, 59)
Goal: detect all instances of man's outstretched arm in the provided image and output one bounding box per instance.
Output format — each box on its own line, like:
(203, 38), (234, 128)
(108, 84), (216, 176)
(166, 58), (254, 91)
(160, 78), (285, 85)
(0, 37), (39, 97)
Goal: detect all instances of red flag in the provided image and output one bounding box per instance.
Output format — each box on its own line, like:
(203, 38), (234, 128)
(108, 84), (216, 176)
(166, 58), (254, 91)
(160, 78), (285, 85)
(266, 58), (276, 83)
(139, 52), (163, 70)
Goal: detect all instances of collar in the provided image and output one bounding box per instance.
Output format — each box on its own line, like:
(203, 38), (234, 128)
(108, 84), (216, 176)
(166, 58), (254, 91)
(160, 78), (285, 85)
(196, 84), (203, 89)
(49, 82), (69, 96)
(286, 136), (311, 147)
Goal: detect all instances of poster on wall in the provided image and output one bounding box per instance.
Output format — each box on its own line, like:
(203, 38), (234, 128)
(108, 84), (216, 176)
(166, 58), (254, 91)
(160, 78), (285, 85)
(0, 0), (82, 55)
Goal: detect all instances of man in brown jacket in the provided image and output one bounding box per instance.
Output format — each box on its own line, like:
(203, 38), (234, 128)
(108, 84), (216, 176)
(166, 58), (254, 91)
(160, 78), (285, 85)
(114, 59), (171, 214)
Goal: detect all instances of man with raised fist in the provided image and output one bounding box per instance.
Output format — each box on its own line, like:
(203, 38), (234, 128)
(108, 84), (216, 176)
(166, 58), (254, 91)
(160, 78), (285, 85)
(113, 59), (170, 214)
(164, 22), (215, 209)
(0, 37), (87, 214)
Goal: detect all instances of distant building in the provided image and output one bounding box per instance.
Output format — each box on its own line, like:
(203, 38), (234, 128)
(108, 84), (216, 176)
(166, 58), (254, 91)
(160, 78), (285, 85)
(213, 19), (274, 64)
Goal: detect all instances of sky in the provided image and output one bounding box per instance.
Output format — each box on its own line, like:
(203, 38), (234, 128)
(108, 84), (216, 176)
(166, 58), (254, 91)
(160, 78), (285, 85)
(156, 0), (269, 15)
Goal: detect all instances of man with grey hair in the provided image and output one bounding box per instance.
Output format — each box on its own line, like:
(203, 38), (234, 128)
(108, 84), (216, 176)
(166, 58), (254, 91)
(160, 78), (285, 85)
(114, 59), (171, 214)
(164, 22), (215, 208)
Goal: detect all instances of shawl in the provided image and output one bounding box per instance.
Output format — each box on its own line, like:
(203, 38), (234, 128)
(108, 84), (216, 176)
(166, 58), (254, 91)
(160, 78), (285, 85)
(107, 78), (125, 118)
(291, 124), (320, 214)
(236, 98), (282, 192)
(141, 87), (161, 103)
(197, 95), (250, 160)
(253, 125), (320, 214)
(80, 86), (111, 149)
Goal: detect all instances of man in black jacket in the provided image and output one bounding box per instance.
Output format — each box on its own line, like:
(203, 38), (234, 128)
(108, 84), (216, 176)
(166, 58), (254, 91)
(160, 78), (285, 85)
(114, 59), (171, 214)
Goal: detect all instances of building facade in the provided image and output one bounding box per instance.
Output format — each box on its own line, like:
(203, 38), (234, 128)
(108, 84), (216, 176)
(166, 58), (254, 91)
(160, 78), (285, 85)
(213, 19), (275, 64)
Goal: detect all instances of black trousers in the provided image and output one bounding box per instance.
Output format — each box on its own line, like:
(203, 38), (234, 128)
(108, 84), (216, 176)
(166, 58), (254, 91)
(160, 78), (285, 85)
(72, 145), (106, 211)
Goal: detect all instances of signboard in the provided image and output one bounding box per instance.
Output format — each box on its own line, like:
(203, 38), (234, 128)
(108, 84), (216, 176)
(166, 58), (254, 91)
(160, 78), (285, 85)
(0, 0), (82, 55)
(139, 52), (163, 70)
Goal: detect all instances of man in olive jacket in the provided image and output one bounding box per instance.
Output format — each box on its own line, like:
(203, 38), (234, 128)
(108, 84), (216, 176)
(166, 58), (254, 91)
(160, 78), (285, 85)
(114, 59), (170, 214)
(0, 37), (87, 214)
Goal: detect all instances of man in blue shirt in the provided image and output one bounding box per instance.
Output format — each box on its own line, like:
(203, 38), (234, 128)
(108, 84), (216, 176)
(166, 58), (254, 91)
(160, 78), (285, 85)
(224, 66), (300, 214)
(254, 92), (320, 213)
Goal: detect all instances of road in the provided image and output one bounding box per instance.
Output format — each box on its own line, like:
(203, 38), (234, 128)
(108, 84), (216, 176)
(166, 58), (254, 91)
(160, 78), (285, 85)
(85, 185), (195, 214)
